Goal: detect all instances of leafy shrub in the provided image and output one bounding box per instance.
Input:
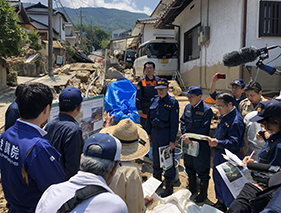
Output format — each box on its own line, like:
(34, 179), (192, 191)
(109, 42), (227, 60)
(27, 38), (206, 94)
(66, 45), (75, 57)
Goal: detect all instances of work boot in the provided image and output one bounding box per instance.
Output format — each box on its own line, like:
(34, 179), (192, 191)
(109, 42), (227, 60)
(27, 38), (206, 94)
(194, 180), (209, 203)
(160, 180), (173, 197)
(212, 199), (227, 212)
(153, 173), (163, 188)
(188, 174), (197, 194)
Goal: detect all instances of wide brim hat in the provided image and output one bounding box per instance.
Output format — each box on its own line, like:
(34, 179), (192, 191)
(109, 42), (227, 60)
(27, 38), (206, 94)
(100, 119), (150, 161)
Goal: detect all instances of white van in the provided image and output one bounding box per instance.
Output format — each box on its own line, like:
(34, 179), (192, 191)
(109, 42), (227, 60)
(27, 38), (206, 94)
(133, 39), (178, 78)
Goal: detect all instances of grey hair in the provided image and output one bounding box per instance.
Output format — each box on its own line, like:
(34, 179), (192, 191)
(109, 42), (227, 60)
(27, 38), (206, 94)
(80, 145), (116, 178)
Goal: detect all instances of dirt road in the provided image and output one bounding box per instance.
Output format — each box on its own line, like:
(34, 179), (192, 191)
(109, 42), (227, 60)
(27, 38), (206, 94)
(0, 83), (217, 212)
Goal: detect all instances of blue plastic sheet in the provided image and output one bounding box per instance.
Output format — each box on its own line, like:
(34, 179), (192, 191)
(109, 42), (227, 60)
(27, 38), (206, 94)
(104, 78), (140, 123)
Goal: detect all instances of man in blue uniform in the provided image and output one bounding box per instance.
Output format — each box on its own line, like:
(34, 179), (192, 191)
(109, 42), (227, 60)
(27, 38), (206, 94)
(226, 100), (281, 213)
(0, 82), (65, 213)
(136, 61), (159, 128)
(210, 73), (245, 108)
(146, 78), (179, 197)
(45, 87), (84, 180)
(180, 86), (213, 203)
(4, 84), (24, 130)
(207, 93), (245, 211)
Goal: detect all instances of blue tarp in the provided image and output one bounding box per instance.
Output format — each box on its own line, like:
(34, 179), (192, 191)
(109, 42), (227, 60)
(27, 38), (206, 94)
(104, 78), (140, 123)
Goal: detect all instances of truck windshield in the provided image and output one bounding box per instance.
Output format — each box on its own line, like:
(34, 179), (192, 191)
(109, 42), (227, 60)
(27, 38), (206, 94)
(148, 43), (178, 58)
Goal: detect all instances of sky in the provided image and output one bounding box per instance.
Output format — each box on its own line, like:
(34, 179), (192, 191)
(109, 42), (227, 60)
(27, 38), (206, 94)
(22, 0), (160, 15)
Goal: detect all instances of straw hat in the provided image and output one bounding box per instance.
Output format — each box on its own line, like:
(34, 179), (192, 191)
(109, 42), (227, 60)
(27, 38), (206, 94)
(100, 118), (150, 161)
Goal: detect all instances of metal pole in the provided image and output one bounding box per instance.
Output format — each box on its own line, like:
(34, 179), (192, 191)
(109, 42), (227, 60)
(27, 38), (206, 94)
(48, 0), (53, 76)
(80, 10), (83, 50)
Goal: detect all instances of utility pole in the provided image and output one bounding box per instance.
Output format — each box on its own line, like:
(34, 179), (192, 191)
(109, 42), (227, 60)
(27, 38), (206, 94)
(48, 0), (53, 76)
(90, 22), (93, 52)
(80, 10), (83, 50)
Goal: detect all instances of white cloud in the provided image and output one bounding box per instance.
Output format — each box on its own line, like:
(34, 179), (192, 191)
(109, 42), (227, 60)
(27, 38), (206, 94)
(60, 0), (151, 15)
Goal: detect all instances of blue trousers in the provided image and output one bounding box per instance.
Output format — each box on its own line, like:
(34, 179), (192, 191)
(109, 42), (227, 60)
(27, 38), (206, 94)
(184, 140), (210, 181)
(151, 127), (175, 181)
(213, 151), (243, 207)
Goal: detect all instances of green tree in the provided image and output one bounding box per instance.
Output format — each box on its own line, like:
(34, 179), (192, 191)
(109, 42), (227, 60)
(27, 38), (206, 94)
(100, 39), (110, 49)
(0, 0), (26, 57)
(76, 24), (110, 50)
(26, 29), (42, 50)
(83, 45), (89, 55)
(66, 45), (75, 57)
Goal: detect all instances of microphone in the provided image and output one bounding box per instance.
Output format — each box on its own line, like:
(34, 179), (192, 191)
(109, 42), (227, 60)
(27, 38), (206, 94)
(247, 162), (280, 173)
(257, 61), (276, 75)
(223, 45), (278, 67)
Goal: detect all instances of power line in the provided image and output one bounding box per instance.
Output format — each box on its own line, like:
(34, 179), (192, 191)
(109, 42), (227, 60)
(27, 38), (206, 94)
(54, 0), (76, 28)
(74, 0), (132, 30)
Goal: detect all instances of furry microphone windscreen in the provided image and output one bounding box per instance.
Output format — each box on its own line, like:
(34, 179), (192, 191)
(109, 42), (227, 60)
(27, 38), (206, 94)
(223, 46), (259, 67)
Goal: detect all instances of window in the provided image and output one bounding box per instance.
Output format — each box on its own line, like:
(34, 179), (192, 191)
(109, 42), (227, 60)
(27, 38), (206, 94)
(259, 1), (281, 36)
(184, 24), (200, 62)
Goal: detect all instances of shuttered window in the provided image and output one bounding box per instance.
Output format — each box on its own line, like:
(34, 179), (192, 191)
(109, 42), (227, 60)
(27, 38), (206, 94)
(259, 1), (281, 36)
(183, 24), (200, 62)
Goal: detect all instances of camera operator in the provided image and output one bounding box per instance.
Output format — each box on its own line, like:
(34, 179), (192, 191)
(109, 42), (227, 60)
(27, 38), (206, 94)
(226, 99), (281, 213)
(226, 170), (281, 213)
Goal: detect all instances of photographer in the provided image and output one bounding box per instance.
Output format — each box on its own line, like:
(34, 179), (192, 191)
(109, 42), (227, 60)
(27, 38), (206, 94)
(226, 99), (281, 213)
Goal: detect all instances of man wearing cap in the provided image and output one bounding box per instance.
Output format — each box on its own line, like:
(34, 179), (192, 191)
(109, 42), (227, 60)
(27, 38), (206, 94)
(45, 87), (84, 180)
(207, 93), (245, 211)
(146, 78), (179, 197)
(180, 86), (213, 203)
(244, 99), (281, 166)
(210, 73), (245, 108)
(136, 62), (159, 128)
(226, 99), (281, 213)
(239, 81), (267, 118)
(101, 118), (153, 213)
(0, 83), (65, 213)
(35, 133), (128, 213)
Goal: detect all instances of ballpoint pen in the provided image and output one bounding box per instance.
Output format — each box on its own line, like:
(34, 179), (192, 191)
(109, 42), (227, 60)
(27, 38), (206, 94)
(248, 150), (255, 160)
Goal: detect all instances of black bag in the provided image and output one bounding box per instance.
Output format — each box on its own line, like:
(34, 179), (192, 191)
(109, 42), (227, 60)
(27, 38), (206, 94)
(249, 183), (281, 213)
(57, 185), (108, 213)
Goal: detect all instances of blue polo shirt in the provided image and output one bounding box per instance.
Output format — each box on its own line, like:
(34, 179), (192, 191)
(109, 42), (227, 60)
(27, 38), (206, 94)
(0, 120), (65, 212)
(45, 113), (84, 180)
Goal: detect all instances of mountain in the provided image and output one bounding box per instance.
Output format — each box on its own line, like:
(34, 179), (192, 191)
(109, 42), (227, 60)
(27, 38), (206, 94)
(61, 7), (149, 32)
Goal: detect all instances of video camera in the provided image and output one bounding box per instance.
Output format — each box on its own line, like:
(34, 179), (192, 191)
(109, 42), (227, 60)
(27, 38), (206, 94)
(247, 162), (281, 186)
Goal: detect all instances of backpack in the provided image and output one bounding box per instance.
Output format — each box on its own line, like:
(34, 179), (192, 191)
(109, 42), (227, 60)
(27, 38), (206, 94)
(57, 185), (109, 213)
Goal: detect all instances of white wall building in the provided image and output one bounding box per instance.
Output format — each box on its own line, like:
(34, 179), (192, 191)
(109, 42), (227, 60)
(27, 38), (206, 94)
(65, 23), (77, 47)
(130, 17), (175, 44)
(25, 2), (68, 43)
(155, 0), (281, 94)
(111, 28), (131, 40)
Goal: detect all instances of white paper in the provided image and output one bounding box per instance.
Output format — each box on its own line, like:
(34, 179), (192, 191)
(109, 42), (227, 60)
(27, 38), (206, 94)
(201, 204), (224, 213)
(181, 133), (211, 141)
(142, 177), (162, 197)
(216, 161), (253, 198)
(159, 145), (173, 170)
(151, 203), (181, 213)
(222, 149), (243, 166)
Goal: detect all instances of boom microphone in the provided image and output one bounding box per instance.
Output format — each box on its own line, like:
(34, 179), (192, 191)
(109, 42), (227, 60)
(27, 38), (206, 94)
(247, 162), (280, 173)
(223, 45), (278, 67)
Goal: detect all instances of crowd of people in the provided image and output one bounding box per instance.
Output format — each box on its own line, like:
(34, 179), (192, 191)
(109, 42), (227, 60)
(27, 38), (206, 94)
(1, 61), (281, 213)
